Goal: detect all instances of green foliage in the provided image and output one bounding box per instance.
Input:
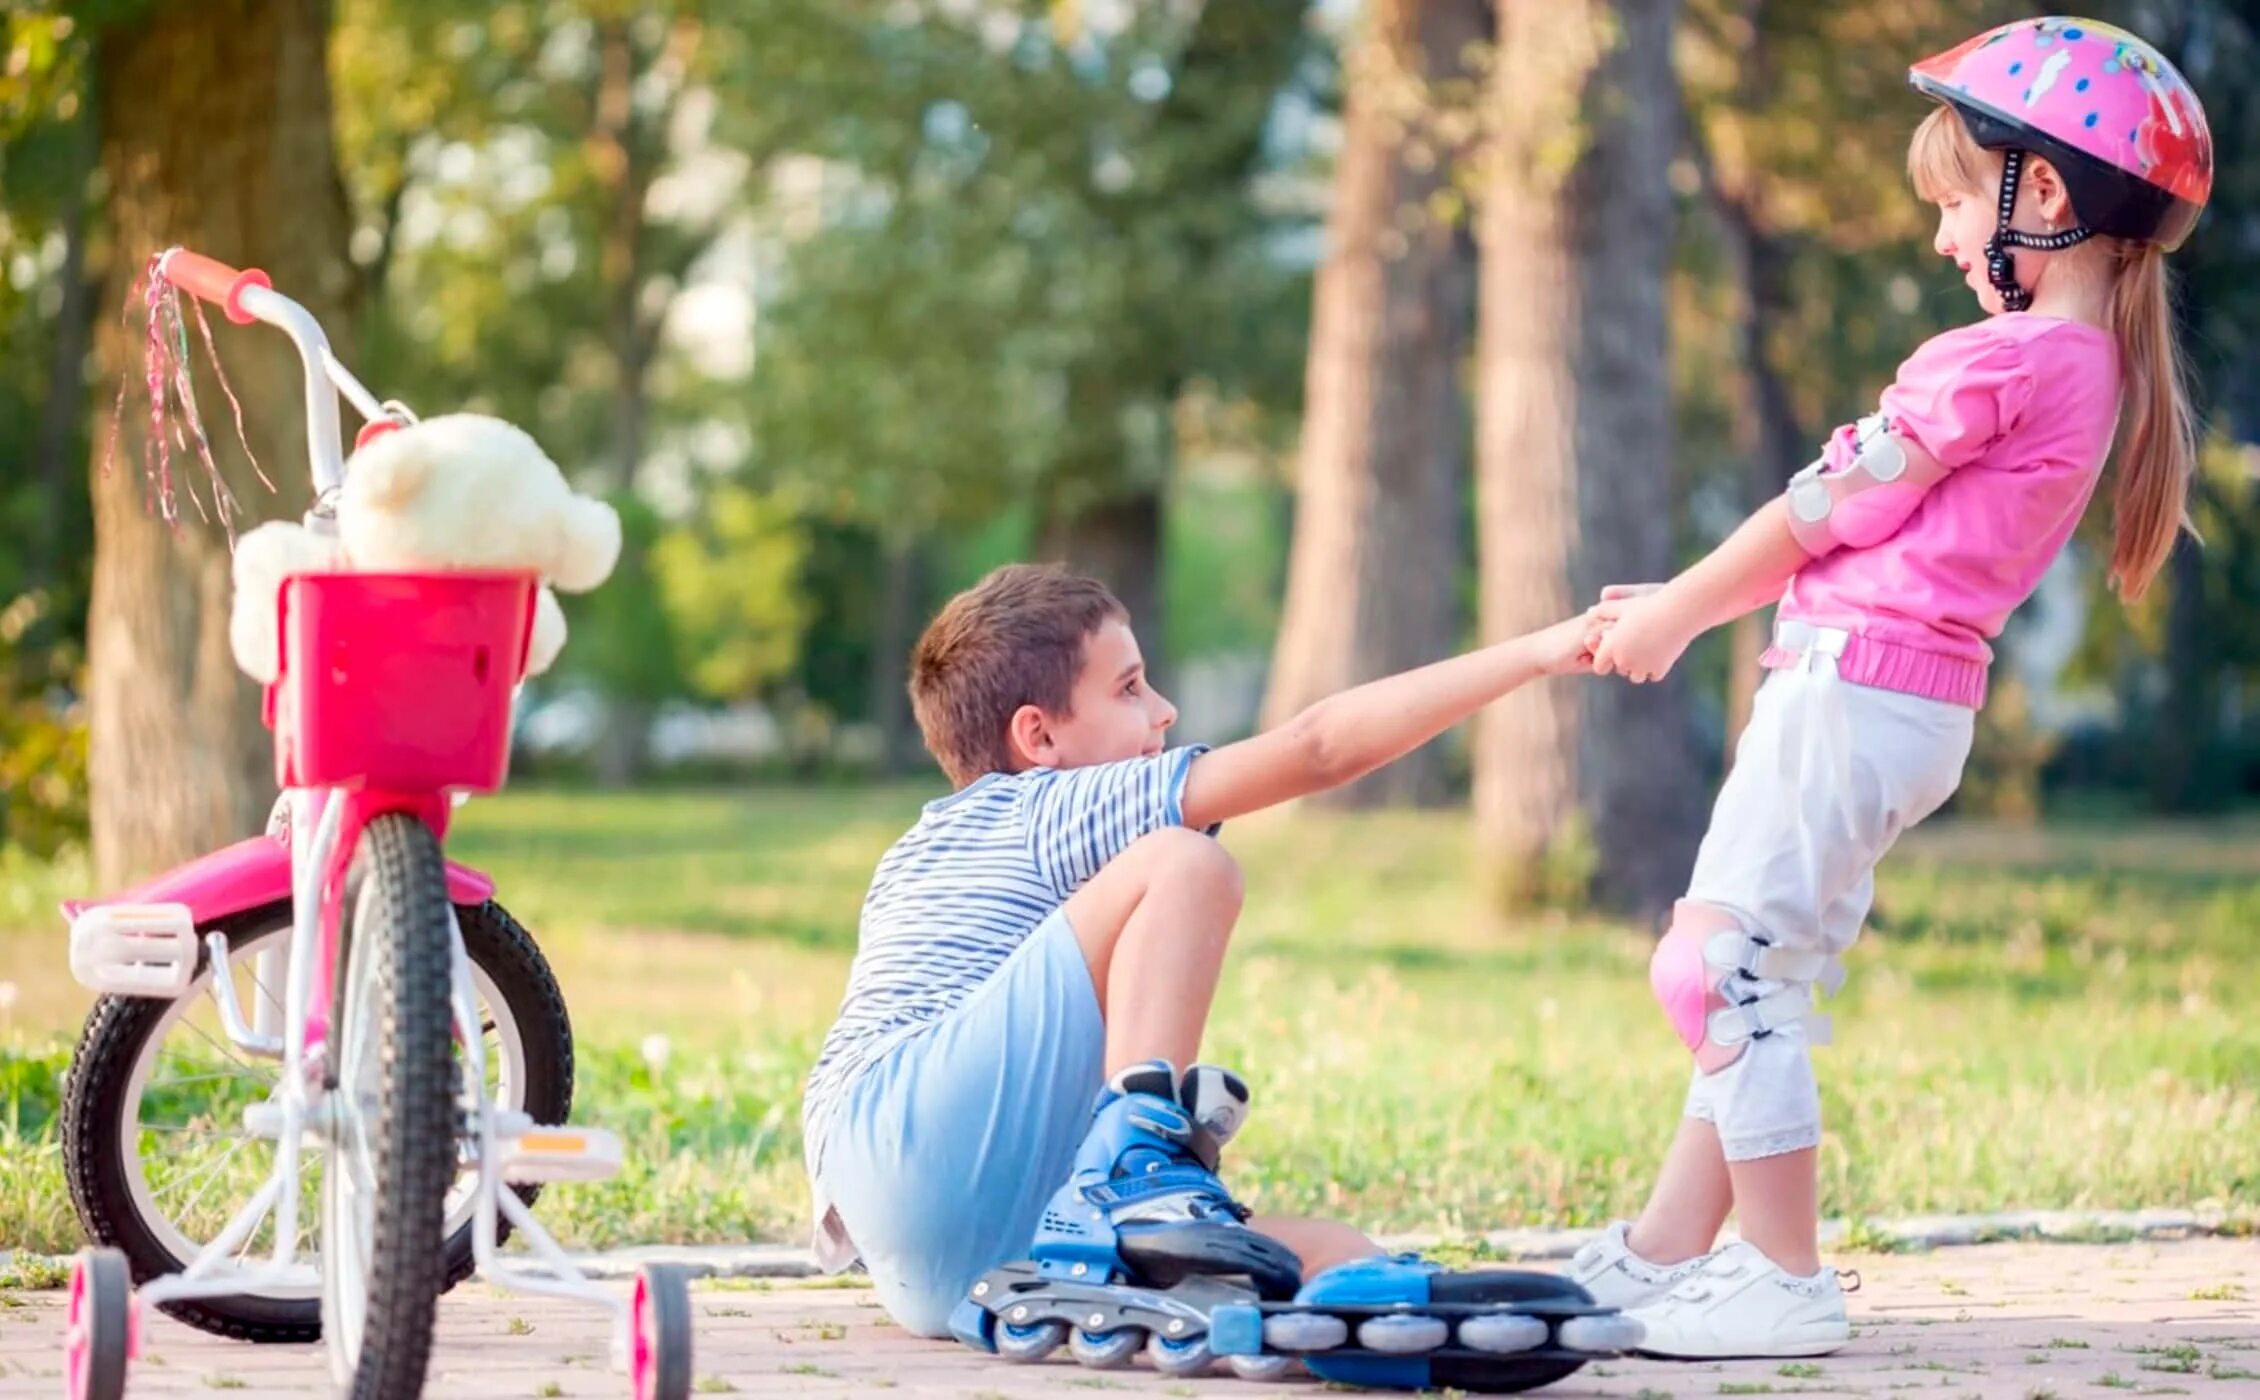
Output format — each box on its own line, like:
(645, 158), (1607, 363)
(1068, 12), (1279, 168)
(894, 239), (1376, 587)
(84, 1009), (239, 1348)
(2, 793), (2257, 1251)
(4, 0), (2260, 810)
(653, 484), (810, 701)
(2059, 437), (2260, 809)
(743, 0), (1316, 541)
(0, 11), (94, 604)
(560, 495), (687, 704)
(1162, 471), (1287, 662)
(0, 593), (87, 856)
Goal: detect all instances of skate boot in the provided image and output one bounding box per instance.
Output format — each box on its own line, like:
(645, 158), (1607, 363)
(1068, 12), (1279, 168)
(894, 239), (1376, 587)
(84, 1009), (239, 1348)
(950, 1060), (1304, 1379)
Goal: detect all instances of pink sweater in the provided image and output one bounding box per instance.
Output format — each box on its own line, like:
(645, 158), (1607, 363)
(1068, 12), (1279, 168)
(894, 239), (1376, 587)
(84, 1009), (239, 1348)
(1764, 314), (2122, 709)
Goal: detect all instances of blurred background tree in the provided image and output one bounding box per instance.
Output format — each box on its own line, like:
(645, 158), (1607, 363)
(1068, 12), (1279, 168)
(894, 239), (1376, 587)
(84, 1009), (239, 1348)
(5, 0), (2258, 898)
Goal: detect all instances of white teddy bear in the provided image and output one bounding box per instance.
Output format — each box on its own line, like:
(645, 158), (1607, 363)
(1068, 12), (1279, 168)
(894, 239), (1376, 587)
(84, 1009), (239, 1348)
(229, 414), (621, 684)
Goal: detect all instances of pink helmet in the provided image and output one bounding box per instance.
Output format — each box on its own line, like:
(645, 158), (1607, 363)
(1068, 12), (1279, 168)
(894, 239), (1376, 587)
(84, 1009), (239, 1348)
(1911, 17), (2212, 252)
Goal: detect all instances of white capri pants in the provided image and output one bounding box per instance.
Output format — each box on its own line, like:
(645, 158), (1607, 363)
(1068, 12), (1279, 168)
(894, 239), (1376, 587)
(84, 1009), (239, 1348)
(1679, 632), (1974, 1161)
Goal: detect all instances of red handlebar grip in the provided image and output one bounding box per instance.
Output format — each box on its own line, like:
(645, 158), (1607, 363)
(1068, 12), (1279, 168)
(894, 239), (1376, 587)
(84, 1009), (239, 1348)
(158, 248), (272, 325)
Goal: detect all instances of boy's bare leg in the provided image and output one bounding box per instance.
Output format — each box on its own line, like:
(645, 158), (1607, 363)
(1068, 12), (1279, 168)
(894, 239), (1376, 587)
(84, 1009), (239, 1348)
(1627, 1115), (1735, 1265)
(1060, 830), (1397, 1284)
(1249, 1215), (1381, 1279)
(1061, 827), (1245, 1075)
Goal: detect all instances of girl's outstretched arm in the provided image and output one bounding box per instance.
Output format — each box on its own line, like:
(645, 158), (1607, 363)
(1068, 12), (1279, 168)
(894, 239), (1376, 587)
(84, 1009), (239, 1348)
(1590, 497), (1809, 683)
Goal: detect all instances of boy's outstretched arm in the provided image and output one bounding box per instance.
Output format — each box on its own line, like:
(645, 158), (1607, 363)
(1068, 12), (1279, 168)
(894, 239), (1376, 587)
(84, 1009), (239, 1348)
(1179, 615), (1592, 831)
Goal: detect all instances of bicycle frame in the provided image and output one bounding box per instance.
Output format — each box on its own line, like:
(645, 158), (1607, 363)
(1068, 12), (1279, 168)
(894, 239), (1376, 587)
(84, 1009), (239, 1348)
(122, 249), (626, 1349)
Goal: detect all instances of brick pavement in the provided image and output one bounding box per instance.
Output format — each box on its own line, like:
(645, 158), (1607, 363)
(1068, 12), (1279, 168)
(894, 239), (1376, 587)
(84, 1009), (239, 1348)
(4, 1238), (2254, 1397)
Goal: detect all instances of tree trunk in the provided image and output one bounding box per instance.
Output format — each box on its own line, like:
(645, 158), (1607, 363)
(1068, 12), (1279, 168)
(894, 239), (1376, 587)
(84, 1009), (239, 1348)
(1037, 368), (1167, 679)
(87, 0), (355, 888)
(1688, 0), (1808, 746)
(585, 16), (664, 787)
(1712, 198), (1806, 747)
(1262, 0), (1482, 809)
(1034, 0), (1302, 701)
(1474, 0), (1703, 916)
(1038, 485), (1165, 682)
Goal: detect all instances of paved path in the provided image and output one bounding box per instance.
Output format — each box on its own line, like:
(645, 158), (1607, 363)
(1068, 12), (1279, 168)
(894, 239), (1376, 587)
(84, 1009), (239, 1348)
(5, 1239), (2254, 1397)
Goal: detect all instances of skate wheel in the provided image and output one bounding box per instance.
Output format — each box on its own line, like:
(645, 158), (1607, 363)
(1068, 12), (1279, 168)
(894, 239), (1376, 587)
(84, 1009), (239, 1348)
(1263, 1310), (1349, 1352)
(1068, 1325), (1145, 1369)
(1229, 1353), (1297, 1382)
(1357, 1312), (1450, 1354)
(995, 1319), (1068, 1363)
(64, 1249), (132, 1400)
(1558, 1311), (1645, 1355)
(630, 1264), (695, 1400)
(1146, 1329), (1215, 1379)
(1458, 1312), (1549, 1354)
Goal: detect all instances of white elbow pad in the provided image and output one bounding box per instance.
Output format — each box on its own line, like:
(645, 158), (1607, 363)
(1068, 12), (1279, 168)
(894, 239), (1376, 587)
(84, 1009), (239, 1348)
(1785, 415), (1940, 555)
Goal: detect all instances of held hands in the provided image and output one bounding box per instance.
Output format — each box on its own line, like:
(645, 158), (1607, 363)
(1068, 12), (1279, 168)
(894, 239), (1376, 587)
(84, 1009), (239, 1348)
(1530, 612), (1601, 677)
(1527, 581), (1690, 683)
(1582, 582), (1694, 684)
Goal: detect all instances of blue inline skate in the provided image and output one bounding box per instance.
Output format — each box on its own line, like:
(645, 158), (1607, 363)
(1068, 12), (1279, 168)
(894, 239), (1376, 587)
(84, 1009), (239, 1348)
(1207, 1252), (1645, 1391)
(950, 1061), (1643, 1389)
(950, 1061), (1304, 1380)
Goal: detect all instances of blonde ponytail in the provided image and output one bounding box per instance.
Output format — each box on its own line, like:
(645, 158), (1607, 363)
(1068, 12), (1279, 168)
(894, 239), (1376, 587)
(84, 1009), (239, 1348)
(2106, 241), (2197, 601)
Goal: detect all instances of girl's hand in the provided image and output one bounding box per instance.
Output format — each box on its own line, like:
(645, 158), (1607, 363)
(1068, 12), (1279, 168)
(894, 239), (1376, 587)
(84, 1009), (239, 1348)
(1589, 590), (1696, 683)
(1584, 582), (1664, 658)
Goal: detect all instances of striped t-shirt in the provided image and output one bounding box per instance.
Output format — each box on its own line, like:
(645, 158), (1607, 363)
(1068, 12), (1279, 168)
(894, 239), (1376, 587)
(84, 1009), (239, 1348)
(801, 747), (1207, 1181)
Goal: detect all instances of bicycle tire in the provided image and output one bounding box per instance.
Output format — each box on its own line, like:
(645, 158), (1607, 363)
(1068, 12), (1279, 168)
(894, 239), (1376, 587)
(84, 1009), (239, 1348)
(323, 813), (456, 1399)
(60, 899), (572, 1343)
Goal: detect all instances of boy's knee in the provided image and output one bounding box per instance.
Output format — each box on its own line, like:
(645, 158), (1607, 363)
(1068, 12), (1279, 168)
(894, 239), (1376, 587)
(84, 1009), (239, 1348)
(1135, 826), (1244, 904)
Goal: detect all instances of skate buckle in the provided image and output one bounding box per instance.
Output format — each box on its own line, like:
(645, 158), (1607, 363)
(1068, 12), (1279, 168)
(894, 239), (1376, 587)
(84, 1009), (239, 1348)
(499, 1125), (624, 1183)
(68, 903), (198, 998)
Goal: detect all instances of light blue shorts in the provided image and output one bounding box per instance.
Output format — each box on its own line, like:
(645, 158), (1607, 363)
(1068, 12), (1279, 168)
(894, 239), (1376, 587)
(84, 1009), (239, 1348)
(815, 910), (1106, 1336)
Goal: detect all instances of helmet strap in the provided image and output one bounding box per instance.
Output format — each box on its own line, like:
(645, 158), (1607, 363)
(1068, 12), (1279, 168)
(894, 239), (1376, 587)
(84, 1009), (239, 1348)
(1985, 148), (2095, 312)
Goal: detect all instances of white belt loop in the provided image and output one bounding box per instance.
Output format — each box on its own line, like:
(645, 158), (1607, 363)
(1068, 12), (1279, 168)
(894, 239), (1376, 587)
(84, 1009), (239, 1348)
(1774, 620), (1849, 677)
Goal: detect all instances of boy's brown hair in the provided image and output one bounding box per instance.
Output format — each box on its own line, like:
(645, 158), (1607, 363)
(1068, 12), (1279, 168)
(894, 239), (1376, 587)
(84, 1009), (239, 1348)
(910, 564), (1127, 786)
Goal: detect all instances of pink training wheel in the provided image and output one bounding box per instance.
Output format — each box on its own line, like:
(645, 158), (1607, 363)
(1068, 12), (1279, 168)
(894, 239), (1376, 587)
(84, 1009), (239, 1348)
(63, 1249), (133, 1400)
(628, 1265), (693, 1400)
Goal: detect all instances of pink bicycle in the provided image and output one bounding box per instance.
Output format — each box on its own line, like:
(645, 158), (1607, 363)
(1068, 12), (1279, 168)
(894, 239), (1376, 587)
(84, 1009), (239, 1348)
(59, 249), (694, 1400)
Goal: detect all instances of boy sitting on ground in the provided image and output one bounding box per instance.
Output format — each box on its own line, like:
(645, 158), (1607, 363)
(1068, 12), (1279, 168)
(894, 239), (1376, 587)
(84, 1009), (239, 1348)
(802, 563), (1594, 1335)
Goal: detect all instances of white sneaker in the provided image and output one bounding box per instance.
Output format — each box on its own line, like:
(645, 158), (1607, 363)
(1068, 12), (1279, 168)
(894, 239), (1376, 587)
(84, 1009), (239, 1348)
(1563, 1221), (1708, 1311)
(1628, 1241), (1850, 1358)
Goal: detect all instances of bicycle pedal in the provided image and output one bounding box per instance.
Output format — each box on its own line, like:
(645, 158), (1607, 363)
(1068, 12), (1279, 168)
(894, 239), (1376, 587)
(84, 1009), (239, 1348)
(69, 903), (198, 998)
(499, 1126), (623, 1183)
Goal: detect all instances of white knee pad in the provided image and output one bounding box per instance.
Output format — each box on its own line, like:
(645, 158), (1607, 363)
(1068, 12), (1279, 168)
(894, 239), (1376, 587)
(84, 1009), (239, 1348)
(1650, 900), (1842, 1074)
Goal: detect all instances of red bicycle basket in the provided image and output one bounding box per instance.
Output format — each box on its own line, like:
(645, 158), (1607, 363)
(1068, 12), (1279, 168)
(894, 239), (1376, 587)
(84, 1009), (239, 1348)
(268, 571), (537, 793)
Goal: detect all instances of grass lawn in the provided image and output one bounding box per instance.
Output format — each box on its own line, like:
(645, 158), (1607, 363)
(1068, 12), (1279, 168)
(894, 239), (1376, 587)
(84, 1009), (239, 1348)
(1, 788), (2255, 1256)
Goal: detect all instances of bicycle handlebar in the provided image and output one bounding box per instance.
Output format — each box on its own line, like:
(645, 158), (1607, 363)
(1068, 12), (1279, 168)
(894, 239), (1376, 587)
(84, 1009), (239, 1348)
(150, 246), (403, 499)
(156, 248), (272, 326)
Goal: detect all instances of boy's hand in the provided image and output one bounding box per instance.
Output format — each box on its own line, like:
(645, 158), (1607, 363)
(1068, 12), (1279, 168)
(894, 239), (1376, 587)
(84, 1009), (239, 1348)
(1589, 589), (1696, 683)
(1532, 613), (1599, 676)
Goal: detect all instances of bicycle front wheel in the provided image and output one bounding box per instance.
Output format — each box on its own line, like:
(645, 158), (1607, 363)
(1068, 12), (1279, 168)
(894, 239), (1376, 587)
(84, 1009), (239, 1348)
(322, 812), (457, 1398)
